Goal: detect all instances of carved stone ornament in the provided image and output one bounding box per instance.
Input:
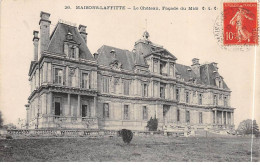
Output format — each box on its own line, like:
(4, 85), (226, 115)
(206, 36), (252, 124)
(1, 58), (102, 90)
(69, 68), (76, 76)
(110, 60), (122, 71)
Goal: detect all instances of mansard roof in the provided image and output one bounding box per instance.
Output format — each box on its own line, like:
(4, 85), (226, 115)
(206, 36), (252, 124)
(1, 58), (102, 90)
(175, 63), (202, 83)
(97, 45), (138, 70)
(47, 23), (95, 61)
(175, 63), (229, 90)
(200, 63), (229, 89)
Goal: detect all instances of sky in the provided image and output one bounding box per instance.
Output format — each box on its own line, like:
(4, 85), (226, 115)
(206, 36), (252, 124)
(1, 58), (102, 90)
(0, 0), (259, 127)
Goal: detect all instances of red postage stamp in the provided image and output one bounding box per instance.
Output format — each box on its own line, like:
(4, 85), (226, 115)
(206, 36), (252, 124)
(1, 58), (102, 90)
(223, 2), (258, 45)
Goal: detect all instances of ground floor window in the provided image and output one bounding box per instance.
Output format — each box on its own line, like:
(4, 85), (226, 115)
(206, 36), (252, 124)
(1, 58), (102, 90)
(103, 103), (109, 119)
(186, 110), (190, 123)
(82, 105), (89, 117)
(199, 112), (203, 124)
(124, 105), (129, 120)
(177, 109), (180, 122)
(54, 97), (61, 116)
(143, 106), (148, 120)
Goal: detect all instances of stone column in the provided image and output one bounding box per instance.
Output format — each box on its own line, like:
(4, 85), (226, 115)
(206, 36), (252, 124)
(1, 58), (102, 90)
(68, 94), (71, 116)
(93, 96), (96, 117)
(151, 81), (154, 97)
(158, 60), (160, 74)
(77, 95), (81, 119)
(43, 62), (47, 83)
(25, 104), (30, 129)
(167, 60), (170, 75)
(151, 58), (154, 72)
(155, 102), (158, 119)
(47, 63), (52, 83)
(231, 112), (234, 125)
(225, 111), (228, 126)
(66, 66), (69, 86)
(214, 110), (217, 124)
(221, 111), (223, 125)
(76, 68), (80, 88)
(48, 92), (53, 115)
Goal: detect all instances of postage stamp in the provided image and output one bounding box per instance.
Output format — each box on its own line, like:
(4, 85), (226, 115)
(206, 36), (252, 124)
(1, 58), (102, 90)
(223, 2), (258, 45)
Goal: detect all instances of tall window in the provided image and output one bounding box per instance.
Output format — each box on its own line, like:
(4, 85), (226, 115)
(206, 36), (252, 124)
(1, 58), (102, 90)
(82, 105), (88, 117)
(199, 112), (203, 124)
(224, 96), (228, 106)
(198, 93), (202, 105)
(160, 84), (165, 99)
(186, 91), (189, 103)
(186, 111), (190, 123)
(142, 84), (148, 97)
(69, 47), (75, 58)
(177, 109), (180, 122)
(102, 76), (109, 93)
(54, 68), (63, 85)
(219, 80), (222, 88)
(82, 73), (89, 89)
(123, 105), (129, 120)
(103, 103), (109, 118)
(143, 106), (148, 120)
(123, 80), (130, 95)
(154, 60), (158, 73)
(213, 95), (218, 105)
(176, 89), (180, 101)
(54, 97), (61, 117)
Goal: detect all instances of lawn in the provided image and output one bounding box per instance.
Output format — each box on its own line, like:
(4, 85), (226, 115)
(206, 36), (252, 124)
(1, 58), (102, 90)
(0, 136), (259, 162)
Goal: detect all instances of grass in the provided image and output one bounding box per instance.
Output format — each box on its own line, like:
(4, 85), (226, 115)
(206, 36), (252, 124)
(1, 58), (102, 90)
(0, 136), (259, 162)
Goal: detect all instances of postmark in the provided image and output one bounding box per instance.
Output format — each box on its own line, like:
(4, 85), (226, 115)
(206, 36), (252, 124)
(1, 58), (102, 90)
(223, 2), (258, 45)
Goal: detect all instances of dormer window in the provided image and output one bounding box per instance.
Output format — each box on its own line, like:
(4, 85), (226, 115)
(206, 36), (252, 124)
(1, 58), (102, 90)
(69, 45), (76, 58)
(215, 77), (223, 88)
(66, 32), (73, 40)
(64, 32), (79, 59)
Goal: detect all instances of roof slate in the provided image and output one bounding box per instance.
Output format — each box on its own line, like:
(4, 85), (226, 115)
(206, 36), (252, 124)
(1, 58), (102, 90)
(97, 45), (136, 70)
(47, 23), (94, 61)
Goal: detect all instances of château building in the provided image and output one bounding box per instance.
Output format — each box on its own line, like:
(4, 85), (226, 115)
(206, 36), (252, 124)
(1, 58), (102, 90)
(25, 11), (235, 131)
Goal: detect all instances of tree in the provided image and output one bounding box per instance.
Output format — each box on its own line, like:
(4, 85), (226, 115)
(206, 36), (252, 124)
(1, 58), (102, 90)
(120, 129), (133, 144)
(0, 111), (3, 128)
(237, 119), (259, 136)
(146, 117), (158, 131)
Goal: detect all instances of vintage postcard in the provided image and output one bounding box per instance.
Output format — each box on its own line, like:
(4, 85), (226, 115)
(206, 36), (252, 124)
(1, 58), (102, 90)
(0, 0), (259, 162)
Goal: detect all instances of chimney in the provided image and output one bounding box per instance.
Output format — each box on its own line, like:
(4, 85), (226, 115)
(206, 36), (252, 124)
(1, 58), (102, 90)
(78, 24), (88, 44)
(187, 68), (192, 80)
(191, 58), (200, 77)
(39, 11), (51, 54)
(212, 62), (218, 71)
(33, 31), (39, 61)
(93, 52), (99, 59)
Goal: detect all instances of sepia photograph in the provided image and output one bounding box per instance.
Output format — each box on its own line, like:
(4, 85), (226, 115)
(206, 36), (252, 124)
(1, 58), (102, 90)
(0, 0), (259, 162)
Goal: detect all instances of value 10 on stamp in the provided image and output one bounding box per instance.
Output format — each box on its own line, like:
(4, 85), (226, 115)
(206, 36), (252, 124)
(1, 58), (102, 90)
(223, 2), (258, 45)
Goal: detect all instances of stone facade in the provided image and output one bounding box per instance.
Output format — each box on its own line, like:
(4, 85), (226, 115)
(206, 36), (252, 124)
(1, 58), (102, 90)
(25, 11), (235, 131)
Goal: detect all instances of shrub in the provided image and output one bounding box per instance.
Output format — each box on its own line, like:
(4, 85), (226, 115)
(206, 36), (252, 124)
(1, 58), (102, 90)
(121, 129), (133, 144)
(146, 117), (158, 131)
(6, 135), (13, 140)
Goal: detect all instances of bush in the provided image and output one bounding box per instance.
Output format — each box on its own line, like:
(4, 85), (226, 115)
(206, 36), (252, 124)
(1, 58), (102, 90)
(146, 117), (158, 131)
(120, 129), (133, 144)
(6, 135), (13, 140)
